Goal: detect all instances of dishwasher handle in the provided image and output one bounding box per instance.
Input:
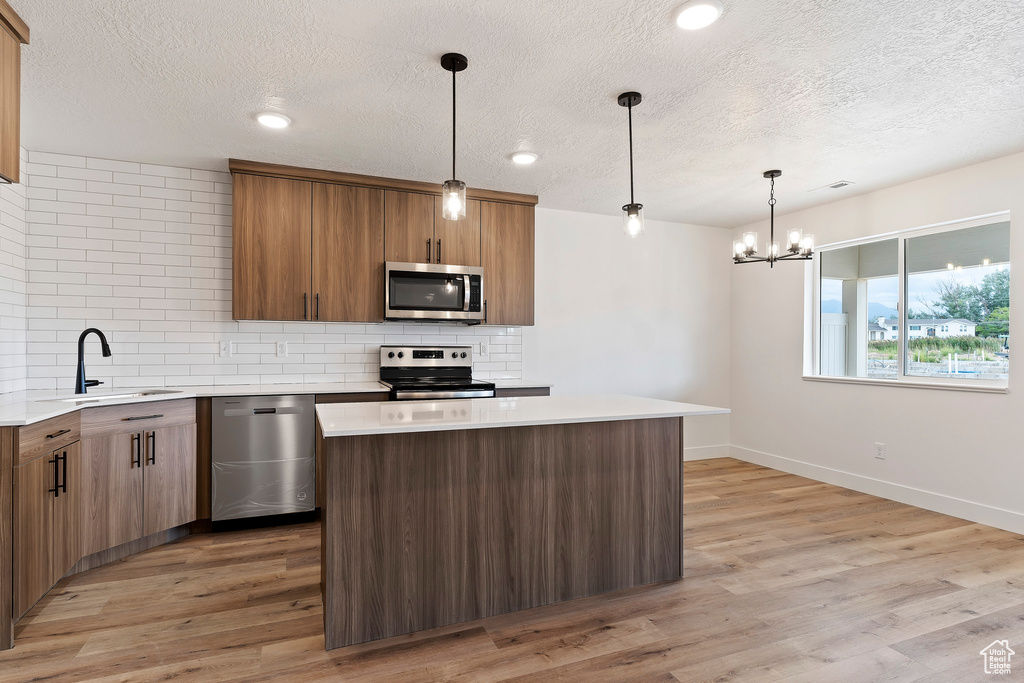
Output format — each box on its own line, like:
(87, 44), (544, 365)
(253, 408), (277, 415)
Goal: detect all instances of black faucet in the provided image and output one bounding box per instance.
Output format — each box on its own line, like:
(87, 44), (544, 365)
(75, 328), (112, 394)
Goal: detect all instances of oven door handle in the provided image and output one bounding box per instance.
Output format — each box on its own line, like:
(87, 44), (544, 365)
(393, 389), (495, 400)
(463, 274), (471, 311)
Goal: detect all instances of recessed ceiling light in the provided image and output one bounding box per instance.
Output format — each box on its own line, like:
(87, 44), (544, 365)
(511, 151), (538, 165)
(257, 113), (291, 129)
(675, 0), (724, 30)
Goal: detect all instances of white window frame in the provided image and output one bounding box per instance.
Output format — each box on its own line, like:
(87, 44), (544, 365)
(804, 210), (1009, 393)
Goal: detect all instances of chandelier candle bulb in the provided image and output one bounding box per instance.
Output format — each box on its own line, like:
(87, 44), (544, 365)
(787, 229), (802, 252)
(733, 240), (746, 259)
(800, 234), (814, 255)
(742, 231), (758, 256)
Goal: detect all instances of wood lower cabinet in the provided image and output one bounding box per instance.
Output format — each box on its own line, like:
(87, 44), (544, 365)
(13, 442), (80, 619)
(80, 400), (197, 556)
(434, 197), (481, 266)
(232, 174), (313, 321)
(143, 423), (197, 537)
(384, 190), (435, 264)
(312, 183), (385, 322)
(81, 432), (144, 556)
(481, 201), (535, 325)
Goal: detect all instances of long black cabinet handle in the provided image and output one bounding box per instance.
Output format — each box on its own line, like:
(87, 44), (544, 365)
(60, 451), (67, 494)
(437, 238), (441, 263)
(122, 414), (164, 421)
(315, 293), (320, 320)
(426, 238), (431, 264)
(46, 428), (71, 439)
(48, 455), (59, 497)
(147, 432), (156, 465)
(483, 299), (488, 324)
(303, 292), (308, 320)
(131, 434), (141, 468)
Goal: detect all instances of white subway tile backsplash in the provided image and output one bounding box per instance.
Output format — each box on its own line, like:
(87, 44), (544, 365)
(2, 151), (523, 391)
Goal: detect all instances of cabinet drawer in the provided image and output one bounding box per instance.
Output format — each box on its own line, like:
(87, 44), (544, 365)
(81, 399), (196, 438)
(18, 411), (81, 465)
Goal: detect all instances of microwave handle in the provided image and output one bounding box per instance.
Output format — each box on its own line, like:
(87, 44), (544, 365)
(463, 275), (471, 311)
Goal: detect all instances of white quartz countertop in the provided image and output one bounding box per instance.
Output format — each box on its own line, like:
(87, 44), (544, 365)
(0, 379), (554, 426)
(316, 394), (729, 437)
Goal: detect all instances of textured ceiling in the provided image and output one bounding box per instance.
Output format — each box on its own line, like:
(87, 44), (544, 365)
(16, 0), (1024, 227)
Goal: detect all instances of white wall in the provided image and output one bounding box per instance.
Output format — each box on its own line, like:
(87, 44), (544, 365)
(20, 151), (521, 391)
(524, 208), (732, 457)
(730, 149), (1024, 533)
(0, 150), (27, 394)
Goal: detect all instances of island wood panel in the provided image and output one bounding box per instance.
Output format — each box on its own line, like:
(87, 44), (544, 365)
(0, 427), (12, 650)
(480, 201), (535, 325)
(51, 441), (81, 584)
(321, 417), (681, 648)
(80, 432), (144, 556)
(0, 24), (20, 183)
(313, 392), (390, 508)
(12, 452), (52, 620)
(434, 197), (481, 266)
(312, 183), (385, 322)
(384, 190), (435, 264)
(232, 174), (312, 321)
(16, 410), (79, 465)
(143, 423), (197, 537)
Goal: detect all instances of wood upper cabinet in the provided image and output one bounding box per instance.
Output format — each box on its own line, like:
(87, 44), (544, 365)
(481, 201), (535, 326)
(434, 197), (481, 266)
(143, 423), (197, 537)
(312, 183), (385, 322)
(232, 174), (313, 321)
(0, 4), (28, 185)
(384, 190), (435, 264)
(13, 440), (80, 619)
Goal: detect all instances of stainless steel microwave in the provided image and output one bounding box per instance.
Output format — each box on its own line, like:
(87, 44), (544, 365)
(384, 262), (484, 322)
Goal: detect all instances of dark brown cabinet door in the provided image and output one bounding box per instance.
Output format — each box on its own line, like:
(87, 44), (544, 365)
(481, 202), (535, 326)
(232, 174), (313, 321)
(312, 183), (385, 322)
(434, 197), (480, 266)
(13, 454), (53, 619)
(51, 442), (81, 583)
(81, 433), (144, 556)
(384, 190), (435, 264)
(143, 424), (197, 537)
(0, 26), (20, 184)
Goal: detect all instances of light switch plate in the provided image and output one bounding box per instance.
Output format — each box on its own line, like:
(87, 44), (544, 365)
(219, 341), (230, 357)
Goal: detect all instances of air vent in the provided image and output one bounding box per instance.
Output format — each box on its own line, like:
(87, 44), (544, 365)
(809, 180), (856, 193)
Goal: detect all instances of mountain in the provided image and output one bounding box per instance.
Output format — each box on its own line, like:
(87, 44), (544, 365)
(820, 300), (899, 319)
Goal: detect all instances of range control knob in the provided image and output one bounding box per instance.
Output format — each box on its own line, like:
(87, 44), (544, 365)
(452, 352), (458, 359)
(460, 352), (467, 359)
(388, 351), (395, 359)
(397, 351), (404, 359)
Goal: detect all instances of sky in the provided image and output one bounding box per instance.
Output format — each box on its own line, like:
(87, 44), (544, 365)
(822, 263), (1009, 318)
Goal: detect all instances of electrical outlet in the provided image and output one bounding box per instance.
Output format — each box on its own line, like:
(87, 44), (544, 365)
(277, 341), (288, 357)
(219, 341), (230, 358)
(480, 343), (489, 356)
(874, 442), (886, 460)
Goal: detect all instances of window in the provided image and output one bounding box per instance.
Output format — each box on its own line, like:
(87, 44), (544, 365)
(811, 214), (1010, 387)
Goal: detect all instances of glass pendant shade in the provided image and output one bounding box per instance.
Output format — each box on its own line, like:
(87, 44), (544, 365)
(799, 234), (814, 255)
(787, 228), (802, 252)
(622, 203), (645, 238)
(742, 231), (758, 256)
(733, 239), (745, 260)
(442, 179), (467, 220)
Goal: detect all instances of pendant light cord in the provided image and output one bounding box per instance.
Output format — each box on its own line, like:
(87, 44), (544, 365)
(628, 102), (635, 204)
(451, 68), (457, 179)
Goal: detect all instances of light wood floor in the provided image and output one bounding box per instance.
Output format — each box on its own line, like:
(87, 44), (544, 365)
(3, 457), (1024, 682)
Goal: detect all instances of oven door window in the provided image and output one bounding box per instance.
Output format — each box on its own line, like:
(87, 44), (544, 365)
(389, 272), (465, 311)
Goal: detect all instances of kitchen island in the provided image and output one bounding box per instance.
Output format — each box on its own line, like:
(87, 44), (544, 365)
(316, 394), (729, 650)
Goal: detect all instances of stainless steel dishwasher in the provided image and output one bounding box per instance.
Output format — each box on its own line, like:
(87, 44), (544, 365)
(211, 395), (315, 521)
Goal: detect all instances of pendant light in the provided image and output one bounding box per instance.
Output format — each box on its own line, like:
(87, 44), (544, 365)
(440, 53), (468, 220)
(618, 91), (644, 238)
(732, 170), (813, 267)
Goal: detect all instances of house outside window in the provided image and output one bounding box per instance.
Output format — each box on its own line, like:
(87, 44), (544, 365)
(811, 213), (1010, 388)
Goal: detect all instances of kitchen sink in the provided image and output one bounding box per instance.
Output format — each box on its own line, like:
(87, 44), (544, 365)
(37, 389), (184, 404)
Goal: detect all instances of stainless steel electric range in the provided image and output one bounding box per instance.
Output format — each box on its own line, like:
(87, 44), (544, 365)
(379, 345), (496, 400)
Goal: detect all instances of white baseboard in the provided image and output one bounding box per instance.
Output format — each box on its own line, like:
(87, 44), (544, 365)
(683, 444), (732, 461)
(730, 445), (1024, 536)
